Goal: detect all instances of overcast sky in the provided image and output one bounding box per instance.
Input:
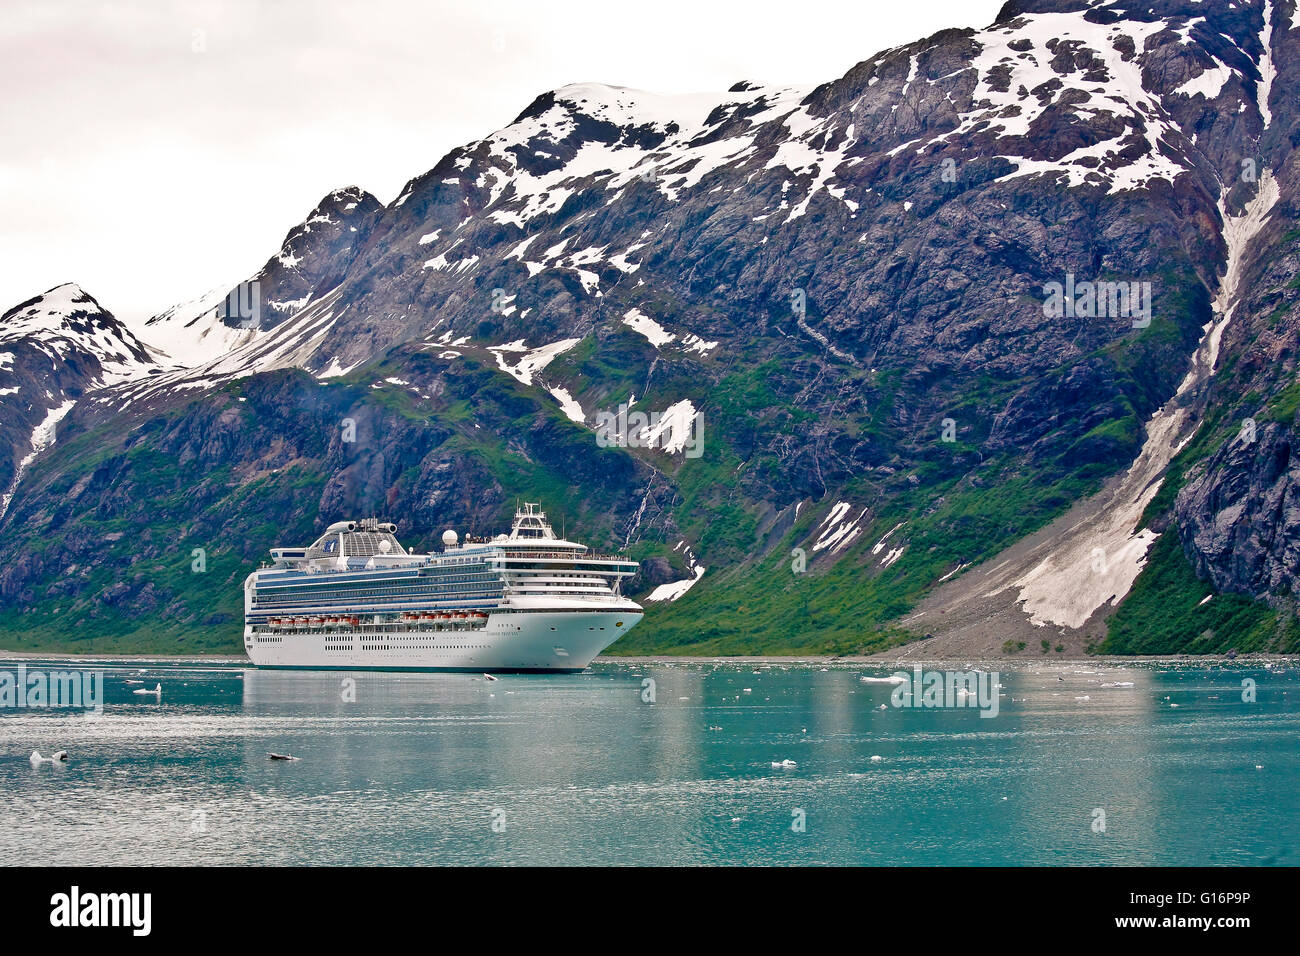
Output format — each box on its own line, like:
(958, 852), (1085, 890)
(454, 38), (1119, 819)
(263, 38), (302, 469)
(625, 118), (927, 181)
(1, 0), (1005, 325)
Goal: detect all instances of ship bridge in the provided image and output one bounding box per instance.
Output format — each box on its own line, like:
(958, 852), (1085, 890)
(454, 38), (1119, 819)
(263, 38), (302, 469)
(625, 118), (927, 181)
(480, 503), (638, 604)
(509, 502), (560, 541)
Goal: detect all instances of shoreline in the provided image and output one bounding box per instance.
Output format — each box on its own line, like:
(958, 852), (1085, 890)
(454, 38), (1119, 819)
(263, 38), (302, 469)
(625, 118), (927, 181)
(0, 650), (1294, 666)
(606, 653), (1299, 664)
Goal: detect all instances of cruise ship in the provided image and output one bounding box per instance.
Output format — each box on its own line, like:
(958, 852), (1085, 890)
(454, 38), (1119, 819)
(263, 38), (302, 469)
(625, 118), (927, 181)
(242, 504), (642, 672)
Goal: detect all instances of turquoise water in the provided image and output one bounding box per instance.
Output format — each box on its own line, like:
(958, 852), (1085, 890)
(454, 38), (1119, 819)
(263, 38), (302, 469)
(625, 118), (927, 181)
(1, 658), (1296, 865)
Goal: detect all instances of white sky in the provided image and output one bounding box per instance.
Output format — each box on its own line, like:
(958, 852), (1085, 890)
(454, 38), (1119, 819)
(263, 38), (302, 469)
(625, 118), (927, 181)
(0, 0), (1004, 324)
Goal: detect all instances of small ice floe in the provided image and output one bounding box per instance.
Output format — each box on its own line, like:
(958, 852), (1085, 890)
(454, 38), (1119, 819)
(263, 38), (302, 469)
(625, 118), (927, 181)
(730, 817), (742, 823)
(860, 675), (906, 684)
(870, 755), (883, 763)
(267, 753), (300, 761)
(771, 759), (797, 769)
(743, 688), (752, 693)
(124, 679), (142, 685)
(1170, 703), (1180, 708)
(1101, 681), (1134, 688)
(132, 683), (162, 697)
(1075, 695), (1091, 701)
(1256, 765), (1264, 770)
(29, 750), (68, 765)
(877, 704), (887, 710)
(483, 673), (498, 682)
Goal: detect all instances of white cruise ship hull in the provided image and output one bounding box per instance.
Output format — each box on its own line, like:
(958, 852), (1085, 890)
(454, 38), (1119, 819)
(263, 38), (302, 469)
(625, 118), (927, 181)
(245, 606), (641, 673)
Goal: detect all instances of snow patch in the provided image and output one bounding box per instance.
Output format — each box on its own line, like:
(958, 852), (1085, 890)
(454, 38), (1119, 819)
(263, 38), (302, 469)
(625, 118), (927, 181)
(814, 502), (869, 554)
(646, 564), (706, 603)
(489, 338), (581, 386)
(549, 386), (584, 424)
(622, 308), (675, 347)
(1, 399), (75, 518)
(640, 399), (701, 455)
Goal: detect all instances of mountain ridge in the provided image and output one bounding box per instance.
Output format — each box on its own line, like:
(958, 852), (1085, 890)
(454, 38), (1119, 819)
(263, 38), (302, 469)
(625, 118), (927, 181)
(3, 0), (1299, 656)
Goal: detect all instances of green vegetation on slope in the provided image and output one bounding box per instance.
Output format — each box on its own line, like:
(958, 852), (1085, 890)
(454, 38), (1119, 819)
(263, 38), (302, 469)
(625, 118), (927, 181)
(1101, 528), (1299, 654)
(617, 454), (1123, 656)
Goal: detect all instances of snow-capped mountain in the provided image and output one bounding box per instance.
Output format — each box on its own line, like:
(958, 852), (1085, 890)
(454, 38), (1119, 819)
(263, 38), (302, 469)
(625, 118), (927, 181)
(2, 0), (1299, 656)
(114, 0), (1293, 393)
(0, 283), (158, 518)
(132, 186), (387, 368)
(1, 283), (154, 384)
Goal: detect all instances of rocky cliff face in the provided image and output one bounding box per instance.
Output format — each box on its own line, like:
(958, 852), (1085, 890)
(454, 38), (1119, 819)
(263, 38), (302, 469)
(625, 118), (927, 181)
(2, 0), (1298, 654)
(1175, 158), (1300, 601)
(1179, 422), (1300, 595)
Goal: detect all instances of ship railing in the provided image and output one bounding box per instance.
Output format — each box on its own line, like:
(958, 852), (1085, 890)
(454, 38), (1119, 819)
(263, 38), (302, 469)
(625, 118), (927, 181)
(495, 550), (634, 562)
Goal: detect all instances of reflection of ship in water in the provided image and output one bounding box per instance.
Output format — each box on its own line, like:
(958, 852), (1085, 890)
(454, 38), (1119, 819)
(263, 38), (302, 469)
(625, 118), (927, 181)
(242, 505), (642, 672)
